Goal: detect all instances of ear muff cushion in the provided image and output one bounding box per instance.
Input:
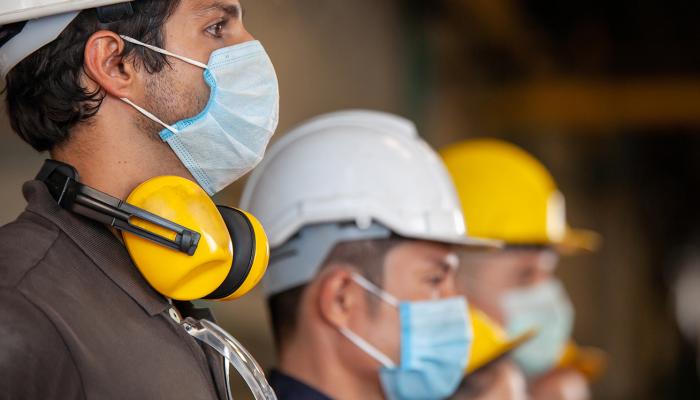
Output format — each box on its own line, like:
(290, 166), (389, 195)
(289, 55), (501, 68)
(205, 206), (255, 299)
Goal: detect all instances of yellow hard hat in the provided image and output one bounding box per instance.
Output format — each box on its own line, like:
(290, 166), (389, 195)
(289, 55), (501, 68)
(467, 306), (536, 374)
(440, 139), (600, 253)
(123, 176), (269, 301)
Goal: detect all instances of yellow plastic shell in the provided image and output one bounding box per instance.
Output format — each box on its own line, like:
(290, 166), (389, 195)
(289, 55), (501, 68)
(467, 306), (536, 374)
(441, 139), (600, 253)
(122, 176), (233, 300)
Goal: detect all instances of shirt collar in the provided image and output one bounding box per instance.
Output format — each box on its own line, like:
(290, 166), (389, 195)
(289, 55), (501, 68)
(23, 180), (170, 316)
(268, 369), (333, 400)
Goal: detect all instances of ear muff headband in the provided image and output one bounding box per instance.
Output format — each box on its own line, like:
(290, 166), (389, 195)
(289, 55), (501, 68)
(37, 159), (268, 301)
(37, 159), (201, 255)
(207, 207), (269, 300)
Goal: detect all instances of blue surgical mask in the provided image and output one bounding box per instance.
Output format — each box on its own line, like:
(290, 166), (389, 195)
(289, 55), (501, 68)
(119, 36), (279, 195)
(502, 278), (574, 377)
(339, 274), (472, 400)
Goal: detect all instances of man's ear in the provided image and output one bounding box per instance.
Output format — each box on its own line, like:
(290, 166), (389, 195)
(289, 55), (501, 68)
(82, 30), (135, 99)
(316, 266), (362, 330)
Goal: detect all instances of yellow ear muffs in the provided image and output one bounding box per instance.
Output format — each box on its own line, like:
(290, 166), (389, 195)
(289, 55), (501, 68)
(123, 176), (234, 300)
(204, 206), (269, 301)
(121, 176), (269, 301)
(36, 161), (268, 301)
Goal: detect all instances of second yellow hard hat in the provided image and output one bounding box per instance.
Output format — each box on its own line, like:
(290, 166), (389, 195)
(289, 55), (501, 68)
(441, 138), (599, 252)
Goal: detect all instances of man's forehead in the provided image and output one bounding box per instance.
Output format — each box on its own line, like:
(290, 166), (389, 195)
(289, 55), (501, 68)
(393, 240), (457, 269)
(186, 0), (243, 17)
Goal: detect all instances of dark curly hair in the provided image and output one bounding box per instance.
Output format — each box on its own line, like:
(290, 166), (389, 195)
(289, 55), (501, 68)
(3, 0), (181, 152)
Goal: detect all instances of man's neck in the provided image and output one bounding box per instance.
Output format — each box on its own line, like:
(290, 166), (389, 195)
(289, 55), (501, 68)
(278, 330), (384, 400)
(50, 97), (192, 200)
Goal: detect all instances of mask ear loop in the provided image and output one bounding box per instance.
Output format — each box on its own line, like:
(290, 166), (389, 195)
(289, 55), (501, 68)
(350, 273), (400, 307)
(117, 35), (209, 136)
(120, 97), (179, 134)
(354, 253), (461, 302)
(337, 273), (401, 368)
(119, 35), (209, 69)
(338, 327), (397, 368)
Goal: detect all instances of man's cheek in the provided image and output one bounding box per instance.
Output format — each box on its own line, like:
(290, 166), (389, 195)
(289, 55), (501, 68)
(385, 308), (402, 362)
(168, 63), (209, 117)
(180, 78), (210, 119)
(369, 307), (401, 363)
(192, 86), (210, 117)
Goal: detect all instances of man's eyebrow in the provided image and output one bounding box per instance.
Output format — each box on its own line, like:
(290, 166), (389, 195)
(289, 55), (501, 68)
(427, 254), (456, 273)
(193, 1), (243, 19)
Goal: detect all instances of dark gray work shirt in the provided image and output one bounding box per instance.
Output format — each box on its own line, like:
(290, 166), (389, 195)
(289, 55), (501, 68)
(268, 370), (332, 400)
(0, 181), (228, 399)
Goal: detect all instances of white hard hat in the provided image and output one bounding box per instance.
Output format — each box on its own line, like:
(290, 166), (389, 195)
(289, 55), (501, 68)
(241, 110), (500, 296)
(0, 0), (133, 78)
(241, 110), (500, 248)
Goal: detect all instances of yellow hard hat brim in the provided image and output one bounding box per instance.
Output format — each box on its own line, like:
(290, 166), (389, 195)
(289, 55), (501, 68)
(555, 227), (602, 255)
(557, 342), (608, 382)
(467, 330), (536, 374)
(466, 306), (537, 374)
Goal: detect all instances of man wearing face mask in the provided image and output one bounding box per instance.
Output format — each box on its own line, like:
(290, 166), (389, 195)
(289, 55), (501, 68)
(0, 0), (278, 398)
(240, 110), (501, 400)
(441, 139), (606, 400)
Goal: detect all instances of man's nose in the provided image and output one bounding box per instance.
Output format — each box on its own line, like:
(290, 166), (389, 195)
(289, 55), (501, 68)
(442, 279), (459, 298)
(231, 28), (254, 46)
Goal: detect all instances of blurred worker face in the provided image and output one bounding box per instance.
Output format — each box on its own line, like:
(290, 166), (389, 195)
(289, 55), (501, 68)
(457, 249), (588, 400)
(458, 248), (559, 324)
(324, 240), (461, 390)
(450, 361), (528, 400)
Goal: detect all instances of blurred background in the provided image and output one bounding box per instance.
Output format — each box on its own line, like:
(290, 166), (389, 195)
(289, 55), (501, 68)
(2, 1), (700, 399)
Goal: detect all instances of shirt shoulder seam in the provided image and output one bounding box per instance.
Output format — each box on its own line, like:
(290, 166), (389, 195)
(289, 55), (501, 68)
(15, 289), (87, 400)
(11, 213), (61, 289)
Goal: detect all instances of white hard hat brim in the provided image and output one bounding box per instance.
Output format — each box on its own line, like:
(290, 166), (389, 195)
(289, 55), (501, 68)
(0, 0), (130, 25)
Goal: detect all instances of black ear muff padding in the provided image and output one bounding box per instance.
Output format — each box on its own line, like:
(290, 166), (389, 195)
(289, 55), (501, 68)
(204, 206), (255, 299)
